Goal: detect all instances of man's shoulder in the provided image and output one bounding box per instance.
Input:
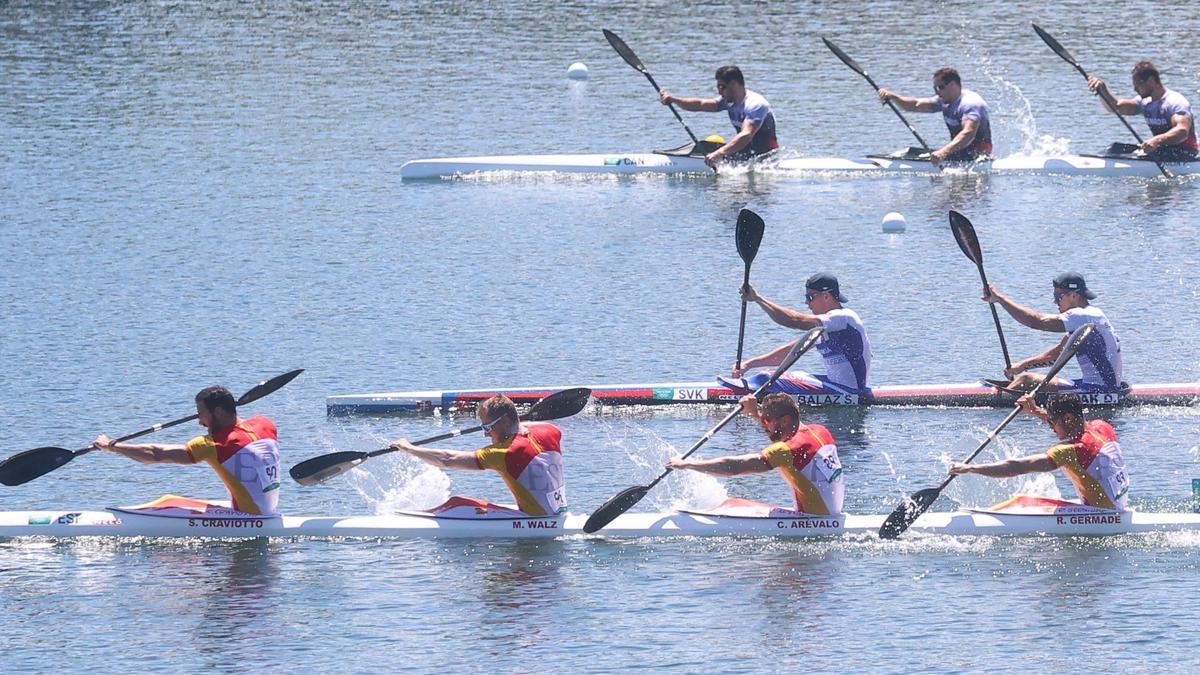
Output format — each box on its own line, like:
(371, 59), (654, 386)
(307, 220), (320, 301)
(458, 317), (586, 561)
(743, 89), (771, 108)
(1162, 88), (1193, 110)
(960, 89), (989, 108)
(820, 307), (864, 324)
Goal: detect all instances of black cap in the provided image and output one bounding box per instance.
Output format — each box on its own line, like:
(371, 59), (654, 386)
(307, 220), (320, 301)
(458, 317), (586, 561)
(806, 272), (848, 303)
(1053, 272), (1096, 299)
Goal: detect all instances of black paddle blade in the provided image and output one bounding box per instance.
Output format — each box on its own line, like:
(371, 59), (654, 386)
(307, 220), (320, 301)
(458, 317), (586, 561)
(878, 487), (941, 539)
(736, 209), (766, 265)
(583, 485), (650, 533)
(948, 210), (984, 265)
(289, 451), (369, 486)
(821, 37), (865, 76)
(525, 388), (591, 422)
(602, 29), (646, 73)
(237, 368), (304, 406)
(0, 447), (76, 486)
(1031, 23), (1078, 67)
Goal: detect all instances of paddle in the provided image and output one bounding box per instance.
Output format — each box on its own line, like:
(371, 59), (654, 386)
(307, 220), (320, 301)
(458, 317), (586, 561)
(878, 323), (1095, 539)
(603, 29), (700, 144)
(0, 369), (304, 487)
(948, 210), (1012, 371)
(583, 327), (823, 533)
(734, 208), (766, 372)
(822, 37), (934, 154)
(289, 387), (592, 487)
(1032, 23), (1172, 178)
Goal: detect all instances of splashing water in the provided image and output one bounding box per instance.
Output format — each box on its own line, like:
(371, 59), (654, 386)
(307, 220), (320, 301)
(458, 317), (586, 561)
(600, 419), (728, 512)
(942, 433), (1063, 509)
(345, 457), (452, 515)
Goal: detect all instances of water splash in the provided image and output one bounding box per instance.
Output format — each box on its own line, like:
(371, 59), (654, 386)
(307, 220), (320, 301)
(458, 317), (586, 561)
(942, 433), (1063, 509)
(601, 419), (728, 511)
(345, 457), (451, 515)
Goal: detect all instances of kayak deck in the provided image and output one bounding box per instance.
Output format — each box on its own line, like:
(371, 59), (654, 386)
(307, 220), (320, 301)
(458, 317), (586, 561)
(326, 380), (1200, 415)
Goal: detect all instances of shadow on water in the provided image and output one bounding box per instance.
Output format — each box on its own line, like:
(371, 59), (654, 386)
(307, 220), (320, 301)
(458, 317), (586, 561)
(1124, 176), (1199, 210)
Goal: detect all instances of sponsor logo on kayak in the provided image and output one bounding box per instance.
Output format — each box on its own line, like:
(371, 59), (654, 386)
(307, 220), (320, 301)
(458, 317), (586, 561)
(510, 520), (560, 529)
(188, 518), (266, 528)
(652, 388), (675, 400)
(27, 516), (52, 525)
(795, 393), (859, 406)
(604, 157), (645, 166)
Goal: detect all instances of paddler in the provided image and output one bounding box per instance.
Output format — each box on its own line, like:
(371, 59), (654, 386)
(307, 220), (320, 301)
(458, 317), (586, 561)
(1087, 60), (1197, 161)
(667, 393), (844, 515)
(950, 393), (1129, 510)
(658, 65), (779, 167)
(91, 385), (282, 515)
(983, 272), (1123, 393)
(388, 394), (566, 516)
(731, 273), (871, 395)
(877, 67), (993, 163)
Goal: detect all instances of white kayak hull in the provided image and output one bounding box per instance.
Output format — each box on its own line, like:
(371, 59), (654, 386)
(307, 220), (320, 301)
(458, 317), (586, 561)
(3, 505), (1197, 539)
(401, 152), (1200, 179)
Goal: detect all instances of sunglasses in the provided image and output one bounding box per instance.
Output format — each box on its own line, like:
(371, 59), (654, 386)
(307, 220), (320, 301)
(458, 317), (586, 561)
(805, 290), (825, 302)
(1053, 289), (1073, 302)
(934, 81), (951, 93)
(480, 413), (509, 432)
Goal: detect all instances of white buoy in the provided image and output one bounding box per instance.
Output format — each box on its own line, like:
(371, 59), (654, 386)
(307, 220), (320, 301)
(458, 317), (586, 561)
(567, 62), (589, 80)
(881, 211), (907, 233)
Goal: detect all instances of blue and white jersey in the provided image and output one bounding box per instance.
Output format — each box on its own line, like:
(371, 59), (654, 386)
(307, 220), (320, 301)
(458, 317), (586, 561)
(1061, 306), (1122, 389)
(815, 308), (871, 391)
(717, 89), (779, 155)
(922, 88), (993, 154)
(1135, 88), (1197, 152)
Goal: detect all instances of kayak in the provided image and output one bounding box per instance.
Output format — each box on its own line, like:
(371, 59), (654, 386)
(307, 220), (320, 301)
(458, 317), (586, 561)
(401, 145), (1200, 179)
(3, 495), (1197, 539)
(325, 379), (1200, 415)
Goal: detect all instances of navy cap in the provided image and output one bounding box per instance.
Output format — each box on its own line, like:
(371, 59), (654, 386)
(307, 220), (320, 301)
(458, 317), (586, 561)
(1053, 272), (1097, 299)
(806, 272), (848, 303)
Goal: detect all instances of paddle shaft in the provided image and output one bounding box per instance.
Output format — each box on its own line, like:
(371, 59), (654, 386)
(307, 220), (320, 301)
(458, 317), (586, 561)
(823, 39), (933, 152)
(974, 264), (1013, 371)
(641, 70), (700, 144)
(626, 329), (818, 493)
(604, 30), (699, 144)
(366, 424), (483, 459)
(76, 368), (304, 458)
(735, 265), (752, 370)
(931, 405), (1022, 495)
(647, 405), (742, 492)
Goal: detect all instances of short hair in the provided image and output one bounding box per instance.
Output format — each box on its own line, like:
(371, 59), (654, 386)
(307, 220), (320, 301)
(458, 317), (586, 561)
(1045, 394), (1085, 420)
(1132, 60), (1159, 83)
(479, 394), (518, 425)
(195, 385), (237, 415)
(715, 65), (745, 86)
(760, 392), (800, 422)
(933, 67), (961, 86)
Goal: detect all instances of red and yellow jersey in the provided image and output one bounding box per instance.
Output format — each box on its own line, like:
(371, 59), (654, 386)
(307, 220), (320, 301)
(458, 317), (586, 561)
(186, 416), (282, 515)
(1046, 420), (1129, 510)
(475, 423), (565, 516)
(760, 424), (844, 515)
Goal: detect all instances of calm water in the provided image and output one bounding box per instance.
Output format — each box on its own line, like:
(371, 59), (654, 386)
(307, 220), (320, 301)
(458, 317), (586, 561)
(3, 1), (1200, 671)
